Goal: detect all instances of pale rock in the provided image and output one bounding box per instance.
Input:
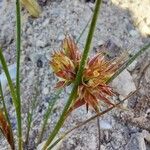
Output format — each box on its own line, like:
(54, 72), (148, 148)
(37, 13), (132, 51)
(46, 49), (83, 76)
(88, 2), (95, 9)
(127, 60), (137, 72)
(145, 109), (150, 119)
(119, 95), (128, 108)
(43, 87), (49, 95)
(111, 131), (126, 149)
(129, 30), (140, 38)
(36, 39), (47, 48)
(28, 70), (34, 79)
(101, 145), (106, 150)
(0, 64), (16, 93)
(57, 33), (65, 41)
(100, 120), (112, 130)
(37, 141), (46, 150)
(88, 135), (97, 150)
(97, 40), (105, 46)
(145, 66), (150, 82)
(142, 130), (150, 143)
(125, 133), (146, 150)
(111, 69), (136, 97)
(37, 136), (64, 150)
(0, 0), (7, 14)
(42, 19), (50, 27)
(139, 21), (150, 36)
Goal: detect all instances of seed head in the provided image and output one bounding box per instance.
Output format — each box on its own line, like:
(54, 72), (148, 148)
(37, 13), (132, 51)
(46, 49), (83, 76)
(50, 36), (123, 112)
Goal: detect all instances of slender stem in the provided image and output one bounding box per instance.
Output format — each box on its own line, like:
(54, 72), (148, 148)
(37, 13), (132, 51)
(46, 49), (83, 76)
(25, 96), (37, 146)
(48, 89), (138, 149)
(97, 117), (101, 150)
(76, 17), (91, 44)
(16, 0), (22, 148)
(43, 0), (102, 149)
(107, 43), (150, 84)
(0, 83), (15, 150)
(36, 90), (61, 145)
(25, 111), (32, 146)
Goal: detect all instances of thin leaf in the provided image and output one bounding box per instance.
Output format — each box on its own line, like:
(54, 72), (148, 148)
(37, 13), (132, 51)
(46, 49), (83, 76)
(25, 70), (40, 145)
(36, 89), (61, 145)
(25, 96), (37, 145)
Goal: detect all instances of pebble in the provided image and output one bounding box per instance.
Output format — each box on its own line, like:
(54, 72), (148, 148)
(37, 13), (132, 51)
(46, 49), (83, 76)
(127, 60), (137, 72)
(36, 39), (47, 48)
(129, 30), (140, 38)
(100, 120), (112, 130)
(101, 145), (106, 150)
(43, 87), (49, 95)
(37, 58), (43, 68)
(57, 33), (65, 41)
(125, 133), (146, 150)
(145, 109), (150, 119)
(42, 19), (50, 27)
(0, 64), (16, 93)
(111, 69), (136, 97)
(144, 66), (150, 82)
(142, 130), (150, 143)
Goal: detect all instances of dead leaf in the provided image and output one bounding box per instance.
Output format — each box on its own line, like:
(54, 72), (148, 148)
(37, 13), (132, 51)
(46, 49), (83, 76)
(0, 111), (15, 150)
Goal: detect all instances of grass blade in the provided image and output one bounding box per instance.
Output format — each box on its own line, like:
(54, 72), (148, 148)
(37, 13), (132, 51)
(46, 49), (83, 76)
(25, 96), (37, 145)
(25, 70), (40, 146)
(36, 90), (61, 145)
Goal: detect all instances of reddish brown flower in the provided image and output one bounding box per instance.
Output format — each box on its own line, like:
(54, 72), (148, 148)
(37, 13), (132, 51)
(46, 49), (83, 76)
(62, 36), (81, 66)
(50, 51), (76, 88)
(50, 36), (122, 113)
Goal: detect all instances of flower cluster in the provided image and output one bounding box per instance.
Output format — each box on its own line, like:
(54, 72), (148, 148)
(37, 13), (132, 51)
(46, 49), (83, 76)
(50, 36), (121, 113)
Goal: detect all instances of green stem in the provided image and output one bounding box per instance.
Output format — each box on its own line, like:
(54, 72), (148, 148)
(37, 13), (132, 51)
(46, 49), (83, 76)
(16, 0), (22, 149)
(42, 0), (102, 149)
(0, 83), (15, 150)
(107, 43), (150, 83)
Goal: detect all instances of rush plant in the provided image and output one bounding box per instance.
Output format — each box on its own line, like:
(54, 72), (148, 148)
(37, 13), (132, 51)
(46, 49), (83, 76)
(0, 0), (149, 150)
